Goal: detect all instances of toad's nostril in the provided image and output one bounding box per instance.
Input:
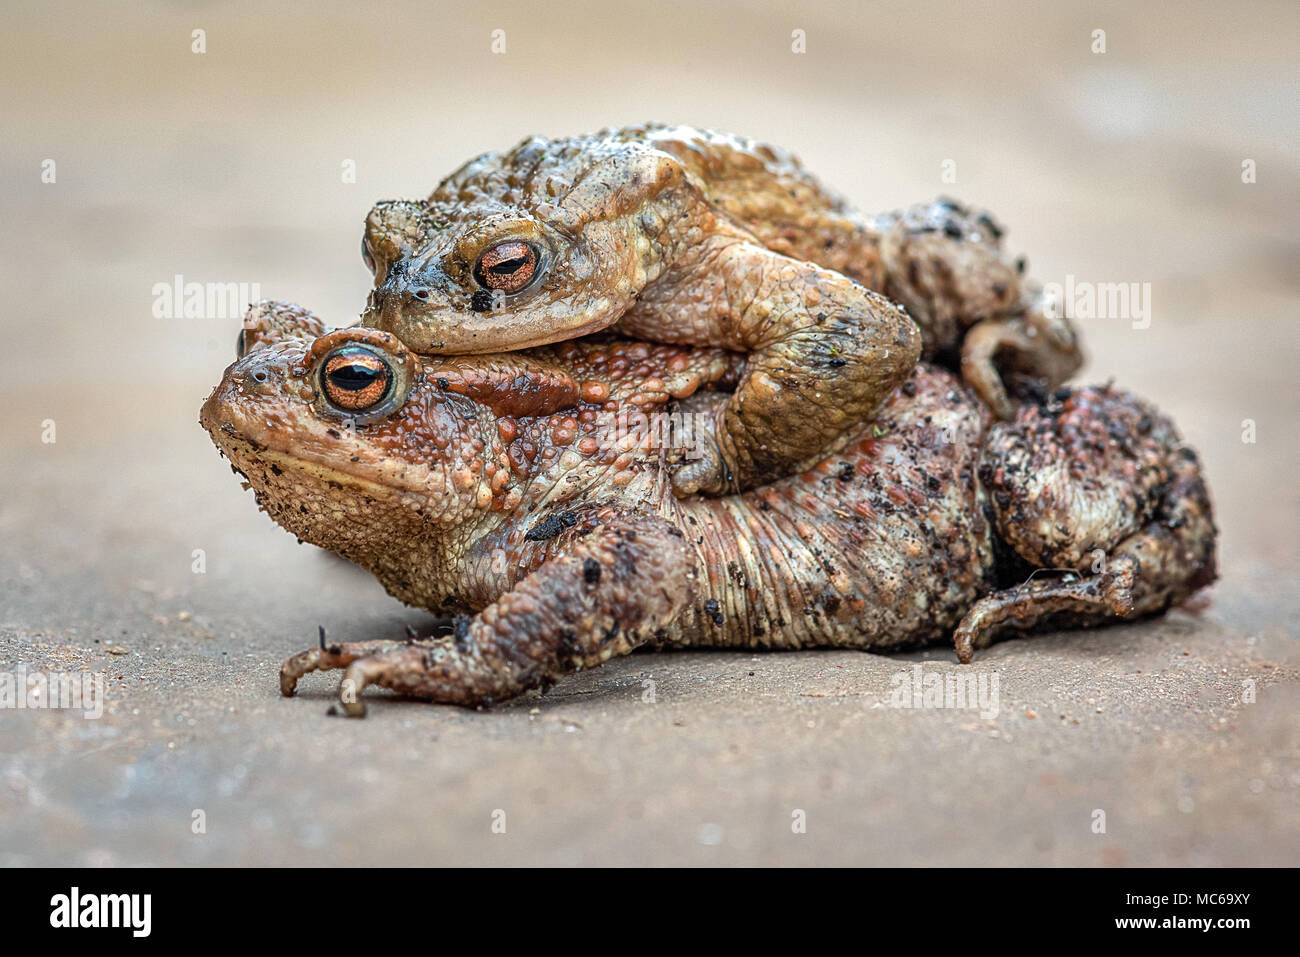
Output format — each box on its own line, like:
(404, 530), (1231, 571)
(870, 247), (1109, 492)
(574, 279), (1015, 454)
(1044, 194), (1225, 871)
(410, 287), (430, 301)
(252, 370), (268, 383)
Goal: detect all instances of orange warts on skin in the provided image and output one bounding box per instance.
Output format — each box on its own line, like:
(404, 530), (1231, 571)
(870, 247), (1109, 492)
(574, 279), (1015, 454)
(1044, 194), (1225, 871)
(551, 417), (578, 446)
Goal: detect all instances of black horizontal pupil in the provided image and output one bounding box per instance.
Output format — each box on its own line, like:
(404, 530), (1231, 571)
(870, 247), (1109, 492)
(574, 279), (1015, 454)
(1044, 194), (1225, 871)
(488, 256), (528, 274)
(328, 363), (382, 391)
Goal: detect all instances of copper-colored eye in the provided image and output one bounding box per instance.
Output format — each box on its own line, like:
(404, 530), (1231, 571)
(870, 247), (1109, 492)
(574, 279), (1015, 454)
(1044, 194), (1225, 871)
(320, 347), (393, 412)
(472, 241), (539, 294)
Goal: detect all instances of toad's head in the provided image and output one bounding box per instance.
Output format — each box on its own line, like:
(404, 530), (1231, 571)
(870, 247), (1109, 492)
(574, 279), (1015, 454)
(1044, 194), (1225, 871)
(358, 132), (697, 354)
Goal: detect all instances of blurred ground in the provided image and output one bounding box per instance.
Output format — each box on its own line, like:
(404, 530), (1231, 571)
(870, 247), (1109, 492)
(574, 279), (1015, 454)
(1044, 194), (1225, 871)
(1, 0), (1297, 865)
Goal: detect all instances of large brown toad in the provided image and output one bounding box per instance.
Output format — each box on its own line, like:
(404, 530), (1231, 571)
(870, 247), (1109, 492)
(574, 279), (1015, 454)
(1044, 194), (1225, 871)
(203, 302), (1213, 716)
(361, 124), (1081, 497)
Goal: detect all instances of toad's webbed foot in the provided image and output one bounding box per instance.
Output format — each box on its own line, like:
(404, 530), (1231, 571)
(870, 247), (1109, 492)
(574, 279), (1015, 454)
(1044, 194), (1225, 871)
(956, 385), (1217, 661)
(282, 510), (692, 715)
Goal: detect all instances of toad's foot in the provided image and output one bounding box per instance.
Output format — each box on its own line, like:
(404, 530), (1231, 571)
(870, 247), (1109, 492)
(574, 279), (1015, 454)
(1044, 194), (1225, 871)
(280, 635), (417, 697)
(953, 559), (1136, 663)
(322, 509), (691, 715)
(877, 199), (1022, 355)
(878, 199), (1083, 416)
(961, 302), (1084, 420)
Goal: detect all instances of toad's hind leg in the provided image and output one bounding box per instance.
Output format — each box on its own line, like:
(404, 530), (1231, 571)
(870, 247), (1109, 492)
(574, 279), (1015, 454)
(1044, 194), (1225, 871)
(955, 387), (1217, 662)
(960, 300), (1084, 421)
(953, 560), (1138, 663)
(327, 510), (691, 715)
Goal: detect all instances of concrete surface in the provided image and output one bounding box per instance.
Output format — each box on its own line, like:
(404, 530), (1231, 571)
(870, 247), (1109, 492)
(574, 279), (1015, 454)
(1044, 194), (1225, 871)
(1, 0), (1297, 865)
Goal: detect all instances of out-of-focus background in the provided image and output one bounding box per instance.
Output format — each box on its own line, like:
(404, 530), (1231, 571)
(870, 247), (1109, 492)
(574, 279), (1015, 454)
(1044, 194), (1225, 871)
(1, 1), (1296, 866)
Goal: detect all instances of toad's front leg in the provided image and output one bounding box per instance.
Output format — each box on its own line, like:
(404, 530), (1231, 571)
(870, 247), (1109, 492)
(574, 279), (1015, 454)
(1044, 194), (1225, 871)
(285, 511), (692, 716)
(621, 232), (921, 496)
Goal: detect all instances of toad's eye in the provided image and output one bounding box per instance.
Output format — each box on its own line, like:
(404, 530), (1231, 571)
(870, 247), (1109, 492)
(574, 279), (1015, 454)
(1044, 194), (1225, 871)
(320, 347), (392, 412)
(472, 241), (539, 294)
(361, 236), (377, 275)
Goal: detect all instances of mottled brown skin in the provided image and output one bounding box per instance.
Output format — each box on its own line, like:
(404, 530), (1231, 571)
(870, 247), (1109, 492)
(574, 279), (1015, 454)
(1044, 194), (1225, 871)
(237, 299), (325, 357)
(362, 124), (1081, 481)
(361, 124), (923, 497)
(954, 385), (1218, 662)
(204, 302), (1212, 716)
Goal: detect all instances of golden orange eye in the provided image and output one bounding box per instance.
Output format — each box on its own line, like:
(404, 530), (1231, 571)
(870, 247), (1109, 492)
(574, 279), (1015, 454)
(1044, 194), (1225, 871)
(472, 241), (539, 294)
(320, 347), (393, 412)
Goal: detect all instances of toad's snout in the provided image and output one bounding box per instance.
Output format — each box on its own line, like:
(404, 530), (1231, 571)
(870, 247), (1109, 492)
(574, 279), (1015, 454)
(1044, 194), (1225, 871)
(199, 349), (303, 441)
(233, 349), (298, 396)
(366, 258), (491, 354)
(372, 257), (437, 314)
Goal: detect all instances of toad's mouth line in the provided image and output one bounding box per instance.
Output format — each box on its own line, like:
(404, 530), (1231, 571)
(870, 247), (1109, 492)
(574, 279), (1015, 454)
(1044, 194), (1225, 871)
(420, 321), (616, 354)
(208, 421), (426, 502)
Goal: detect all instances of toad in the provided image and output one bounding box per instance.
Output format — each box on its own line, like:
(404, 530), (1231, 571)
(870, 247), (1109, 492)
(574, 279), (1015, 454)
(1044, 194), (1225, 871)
(360, 124), (1081, 497)
(203, 301), (1214, 715)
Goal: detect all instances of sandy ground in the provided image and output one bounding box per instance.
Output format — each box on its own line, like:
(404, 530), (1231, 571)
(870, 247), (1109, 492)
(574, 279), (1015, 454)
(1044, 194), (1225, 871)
(1, 1), (1297, 865)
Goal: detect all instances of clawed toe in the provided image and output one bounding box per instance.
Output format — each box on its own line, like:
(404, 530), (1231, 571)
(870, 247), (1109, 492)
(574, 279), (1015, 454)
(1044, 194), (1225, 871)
(279, 635), (408, 702)
(281, 647), (327, 697)
(670, 435), (733, 497)
(338, 662), (371, 718)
